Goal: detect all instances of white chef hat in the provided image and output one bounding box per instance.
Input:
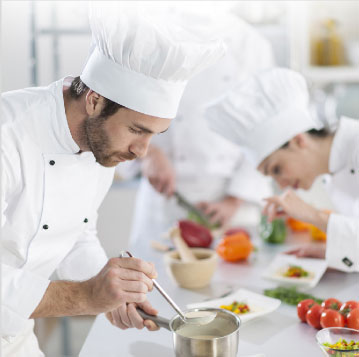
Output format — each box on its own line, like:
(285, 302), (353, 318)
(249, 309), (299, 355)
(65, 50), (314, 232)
(80, 2), (226, 119)
(205, 67), (323, 166)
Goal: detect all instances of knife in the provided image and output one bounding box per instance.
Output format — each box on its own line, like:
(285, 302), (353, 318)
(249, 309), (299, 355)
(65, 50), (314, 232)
(173, 191), (212, 228)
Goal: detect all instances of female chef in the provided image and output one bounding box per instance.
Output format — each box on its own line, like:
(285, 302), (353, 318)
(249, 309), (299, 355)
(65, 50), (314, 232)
(206, 67), (359, 272)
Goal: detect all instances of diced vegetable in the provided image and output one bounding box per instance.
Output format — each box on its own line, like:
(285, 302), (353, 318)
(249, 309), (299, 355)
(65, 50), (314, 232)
(220, 301), (250, 314)
(323, 338), (359, 350)
(283, 265), (309, 278)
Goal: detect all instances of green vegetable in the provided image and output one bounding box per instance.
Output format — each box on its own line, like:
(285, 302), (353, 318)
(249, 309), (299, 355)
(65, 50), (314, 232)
(187, 211), (220, 230)
(260, 216), (286, 244)
(264, 286), (323, 306)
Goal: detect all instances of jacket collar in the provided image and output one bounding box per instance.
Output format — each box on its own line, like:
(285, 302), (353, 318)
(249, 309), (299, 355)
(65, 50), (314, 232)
(329, 117), (359, 174)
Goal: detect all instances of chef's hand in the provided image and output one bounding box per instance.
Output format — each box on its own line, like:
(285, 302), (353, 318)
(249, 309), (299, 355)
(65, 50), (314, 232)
(263, 190), (330, 232)
(86, 257), (157, 315)
(141, 144), (176, 197)
(285, 243), (326, 259)
(106, 300), (160, 331)
(197, 196), (241, 227)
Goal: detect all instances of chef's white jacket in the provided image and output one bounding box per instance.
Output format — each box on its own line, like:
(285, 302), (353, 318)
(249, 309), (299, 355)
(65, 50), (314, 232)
(128, 15), (274, 243)
(324, 117), (359, 272)
(1, 78), (115, 337)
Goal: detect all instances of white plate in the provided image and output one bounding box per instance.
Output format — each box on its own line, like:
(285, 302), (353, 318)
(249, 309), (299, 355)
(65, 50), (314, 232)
(261, 254), (327, 289)
(186, 288), (281, 324)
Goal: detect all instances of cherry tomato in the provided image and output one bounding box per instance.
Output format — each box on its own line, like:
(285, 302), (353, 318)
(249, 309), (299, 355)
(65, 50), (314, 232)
(347, 308), (359, 330)
(339, 301), (359, 317)
(306, 305), (324, 329)
(297, 299), (316, 323)
(321, 298), (342, 311)
(320, 309), (345, 328)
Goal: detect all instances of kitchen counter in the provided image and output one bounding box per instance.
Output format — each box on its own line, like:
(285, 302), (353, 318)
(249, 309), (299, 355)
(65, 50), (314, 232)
(80, 229), (358, 357)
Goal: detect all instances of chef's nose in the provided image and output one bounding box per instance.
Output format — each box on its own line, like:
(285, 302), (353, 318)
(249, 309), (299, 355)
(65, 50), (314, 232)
(129, 137), (150, 159)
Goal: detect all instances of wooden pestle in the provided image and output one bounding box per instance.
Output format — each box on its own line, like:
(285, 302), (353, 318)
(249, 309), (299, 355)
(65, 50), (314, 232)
(169, 227), (197, 263)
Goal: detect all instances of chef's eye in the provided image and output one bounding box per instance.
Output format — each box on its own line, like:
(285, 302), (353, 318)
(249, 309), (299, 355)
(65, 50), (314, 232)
(272, 165), (281, 176)
(128, 127), (142, 135)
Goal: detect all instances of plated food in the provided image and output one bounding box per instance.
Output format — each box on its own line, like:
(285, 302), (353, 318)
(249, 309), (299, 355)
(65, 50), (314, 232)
(187, 288), (281, 324)
(262, 254), (327, 289)
(220, 301), (250, 315)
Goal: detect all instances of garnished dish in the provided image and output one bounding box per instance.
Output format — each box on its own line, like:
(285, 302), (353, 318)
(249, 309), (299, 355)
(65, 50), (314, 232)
(220, 301), (250, 315)
(283, 265), (310, 278)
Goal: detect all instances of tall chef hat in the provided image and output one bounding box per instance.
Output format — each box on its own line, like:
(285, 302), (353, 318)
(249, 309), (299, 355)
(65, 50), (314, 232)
(205, 67), (323, 166)
(80, 2), (226, 119)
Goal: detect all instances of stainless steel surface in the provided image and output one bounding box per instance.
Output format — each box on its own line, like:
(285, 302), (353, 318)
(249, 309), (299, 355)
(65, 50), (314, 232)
(137, 308), (240, 357)
(81, 229), (359, 357)
(171, 308), (240, 357)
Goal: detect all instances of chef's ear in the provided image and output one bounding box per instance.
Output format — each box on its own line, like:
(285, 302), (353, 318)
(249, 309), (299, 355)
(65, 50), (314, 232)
(85, 90), (103, 116)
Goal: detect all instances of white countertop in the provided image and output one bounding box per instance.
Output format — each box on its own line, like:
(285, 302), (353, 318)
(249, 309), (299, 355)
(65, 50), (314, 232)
(80, 228), (358, 357)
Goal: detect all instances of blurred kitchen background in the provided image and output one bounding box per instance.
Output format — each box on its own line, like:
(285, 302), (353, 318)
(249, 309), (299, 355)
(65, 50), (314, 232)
(2, 1), (358, 356)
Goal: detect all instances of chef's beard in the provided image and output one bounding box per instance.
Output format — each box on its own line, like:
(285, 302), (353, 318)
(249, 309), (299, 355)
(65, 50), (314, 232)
(83, 115), (136, 167)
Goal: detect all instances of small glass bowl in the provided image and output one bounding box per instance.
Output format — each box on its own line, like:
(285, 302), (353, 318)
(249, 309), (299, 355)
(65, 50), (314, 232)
(316, 327), (359, 356)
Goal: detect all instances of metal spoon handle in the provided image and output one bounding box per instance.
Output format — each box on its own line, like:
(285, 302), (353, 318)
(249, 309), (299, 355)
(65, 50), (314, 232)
(119, 250), (186, 321)
(152, 279), (186, 321)
(136, 308), (171, 330)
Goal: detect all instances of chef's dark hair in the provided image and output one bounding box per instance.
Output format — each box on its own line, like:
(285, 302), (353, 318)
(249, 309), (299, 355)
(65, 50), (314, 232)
(281, 128), (330, 149)
(69, 76), (124, 117)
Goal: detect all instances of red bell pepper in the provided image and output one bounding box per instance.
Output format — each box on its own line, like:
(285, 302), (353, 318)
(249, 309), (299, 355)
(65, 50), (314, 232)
(178, 220), (213, 248)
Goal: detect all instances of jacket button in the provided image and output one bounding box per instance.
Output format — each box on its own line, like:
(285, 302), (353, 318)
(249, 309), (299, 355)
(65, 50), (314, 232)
(49, 160), (56, 166)
(350, 169), (355, 174)
(43, 224), (49, 230)
(84, 218), (88, 223)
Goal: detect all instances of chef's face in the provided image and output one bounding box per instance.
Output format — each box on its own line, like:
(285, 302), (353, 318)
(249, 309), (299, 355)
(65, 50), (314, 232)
(258, 134), (320, 190)
(84, 95), (170, 167)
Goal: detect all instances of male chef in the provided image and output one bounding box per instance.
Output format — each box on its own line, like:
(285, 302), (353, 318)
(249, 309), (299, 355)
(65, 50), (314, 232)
(1, 3), (224, 356)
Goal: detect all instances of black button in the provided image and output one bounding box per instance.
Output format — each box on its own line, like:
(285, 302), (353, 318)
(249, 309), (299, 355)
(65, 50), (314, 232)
(84, 218), (88, 223)
(43, 224), (49, 230)
(342, 257), (353, 267)
(350, 169), (355, 174)
(49, 160), (55, 166)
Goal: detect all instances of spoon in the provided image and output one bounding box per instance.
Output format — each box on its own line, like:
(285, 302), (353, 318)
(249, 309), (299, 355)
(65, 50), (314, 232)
(119, 251), (216, 325)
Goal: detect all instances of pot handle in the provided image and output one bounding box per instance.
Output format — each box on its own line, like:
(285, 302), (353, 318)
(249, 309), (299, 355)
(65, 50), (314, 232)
(136, 308), (171, 331)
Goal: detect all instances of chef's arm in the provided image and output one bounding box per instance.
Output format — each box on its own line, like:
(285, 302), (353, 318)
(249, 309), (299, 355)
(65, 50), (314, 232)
(326, 214), (359, 272)
(31, 256), (157, 318)
(141, 144), (176, 197)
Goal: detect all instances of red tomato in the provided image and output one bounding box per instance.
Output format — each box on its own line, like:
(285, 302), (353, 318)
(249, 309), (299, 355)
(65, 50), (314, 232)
(297, 299), (316, 322)
(347, 308), (359, 330)
(321, 298), (342, 311)
(339, 301), (359, 317)
(306, 305), (324, 329)
(224, 227), (250, 239)
(320, 309), (345, 328)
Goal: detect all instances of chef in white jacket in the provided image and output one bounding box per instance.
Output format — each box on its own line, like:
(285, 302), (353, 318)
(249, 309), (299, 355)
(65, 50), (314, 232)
(206, 67), (359, 272)
(1, 3), (225, 356)
(129, 10), (274, 244)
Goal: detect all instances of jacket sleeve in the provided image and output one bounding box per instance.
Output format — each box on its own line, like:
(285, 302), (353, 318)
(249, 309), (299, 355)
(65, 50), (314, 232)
(326, 213), (359, 272)
(2, 265), (51, 337)
(1, 133), (51, 337)
(55, 212), (108, 281)
(226, 156), (273, 204)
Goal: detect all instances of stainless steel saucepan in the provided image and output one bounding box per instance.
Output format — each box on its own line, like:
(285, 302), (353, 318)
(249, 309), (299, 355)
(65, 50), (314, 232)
(138, 307), (241, 357)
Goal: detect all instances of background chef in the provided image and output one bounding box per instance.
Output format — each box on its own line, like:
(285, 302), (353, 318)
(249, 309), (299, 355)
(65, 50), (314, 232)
(124, 8), (274, 245)
(206, 67), (359, 273)
(1, 3), (225, 356)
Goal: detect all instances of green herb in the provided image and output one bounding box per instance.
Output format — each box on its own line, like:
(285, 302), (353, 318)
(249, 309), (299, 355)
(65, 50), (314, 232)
(264, 286), (323, 305)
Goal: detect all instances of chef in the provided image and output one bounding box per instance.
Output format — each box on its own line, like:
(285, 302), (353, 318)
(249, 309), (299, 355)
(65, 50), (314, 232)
(206, 67), (359, 272)
(1, 3), (225, 356)
(128, 9), (274, 244)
